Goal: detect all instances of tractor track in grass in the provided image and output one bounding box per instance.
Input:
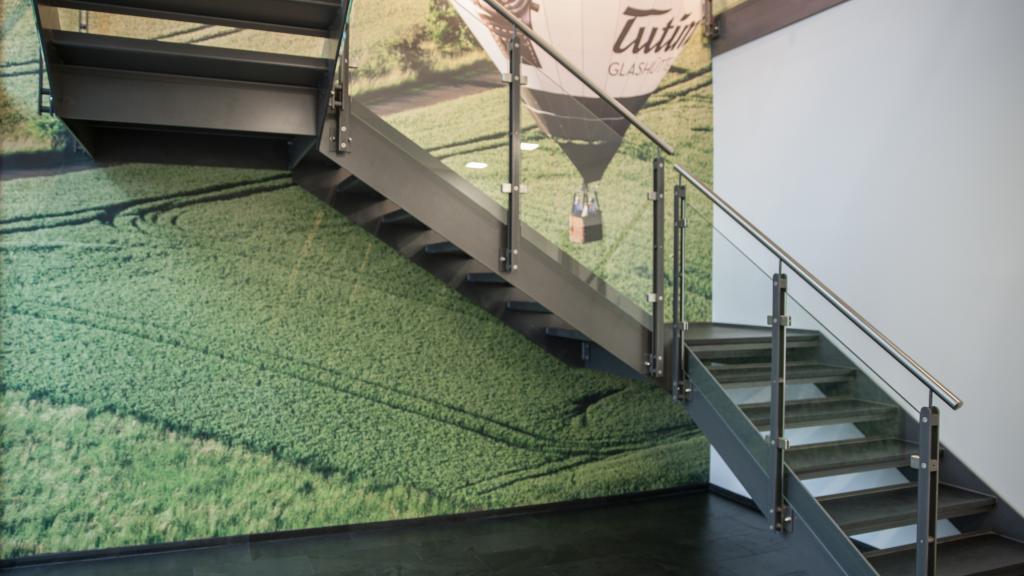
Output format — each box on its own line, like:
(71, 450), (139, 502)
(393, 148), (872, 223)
(6, 300), (681, 460)
(0, 174), (291, 234)
(4, 301), (696, 500)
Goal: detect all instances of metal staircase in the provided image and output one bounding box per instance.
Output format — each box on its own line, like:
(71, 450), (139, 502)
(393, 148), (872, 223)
(31, 0), (1024, 573)
(32, 0), (348, 166)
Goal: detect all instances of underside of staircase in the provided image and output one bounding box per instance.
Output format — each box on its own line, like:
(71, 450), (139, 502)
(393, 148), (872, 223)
(31, 0), (1024, 573)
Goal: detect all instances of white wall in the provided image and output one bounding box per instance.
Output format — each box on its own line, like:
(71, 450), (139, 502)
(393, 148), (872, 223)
(711, 0), (1024, 515)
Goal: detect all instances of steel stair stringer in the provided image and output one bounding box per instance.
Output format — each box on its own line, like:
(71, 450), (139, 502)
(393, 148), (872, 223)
(293, 98), (656, 376)
(686, 347), (879, 576)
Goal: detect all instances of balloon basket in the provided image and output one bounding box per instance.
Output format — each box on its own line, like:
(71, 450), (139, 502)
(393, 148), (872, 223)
(570, 213), (603, 244)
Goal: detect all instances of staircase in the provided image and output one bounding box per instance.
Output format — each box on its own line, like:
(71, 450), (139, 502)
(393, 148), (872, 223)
(31, 0), (1024, 573)
(32, 0), (347, 166)
(685, 323), (1024, 575)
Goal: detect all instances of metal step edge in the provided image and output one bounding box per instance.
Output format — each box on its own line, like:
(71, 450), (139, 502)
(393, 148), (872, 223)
(545, 327), (589, 342)
(744, 399), (899, 430)
(464, 273), (511, 286)
(506, 300), (551, 314)
(864, 528), (1024, 573)
(788, 438), (919, 479)
(820, 483), (997, 536)
(423, 241), (467, 256)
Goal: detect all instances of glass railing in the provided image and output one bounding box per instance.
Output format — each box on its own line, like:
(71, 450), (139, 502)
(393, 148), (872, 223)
(675, 162), (958, 569)
(344, 0), (691, 324)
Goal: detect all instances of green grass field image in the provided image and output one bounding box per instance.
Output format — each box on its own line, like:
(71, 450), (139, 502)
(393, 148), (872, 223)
(1, 0), (715, 560)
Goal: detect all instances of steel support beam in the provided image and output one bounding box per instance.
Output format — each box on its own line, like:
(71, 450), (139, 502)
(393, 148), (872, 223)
(769, 272), (791, 532)
(331, 35), (352, 153)
(324, 100), (652, 374)
(502, 33), (523, 273)
(671, 180), (688, 400)
(915, 406), (940, 576)
(648, 157), (666, 377)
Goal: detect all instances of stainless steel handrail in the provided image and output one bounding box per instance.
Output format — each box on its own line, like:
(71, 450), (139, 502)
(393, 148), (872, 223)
(672, 163), (964, 410)
(477, 0), (675, 156)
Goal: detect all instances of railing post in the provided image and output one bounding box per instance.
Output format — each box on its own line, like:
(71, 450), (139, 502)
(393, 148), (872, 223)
(671, 178), (688, 400)
(649, 157), (666, 377)
(501, 32), (523, 273)
(331, 34), (352, 153)
(915, 406), (940, 576)
(769, 272), (791, 531)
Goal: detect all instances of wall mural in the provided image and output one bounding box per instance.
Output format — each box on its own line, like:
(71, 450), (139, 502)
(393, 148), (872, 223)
(0, 0), (714, 560)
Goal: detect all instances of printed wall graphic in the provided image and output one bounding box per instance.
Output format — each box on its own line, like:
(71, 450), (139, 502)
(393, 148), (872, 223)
(0, 0), (714, 560)
(451, 0), (703, 242)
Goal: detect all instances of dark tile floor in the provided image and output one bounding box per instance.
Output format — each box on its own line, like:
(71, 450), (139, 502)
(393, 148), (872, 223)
(3, 490), (808, 576)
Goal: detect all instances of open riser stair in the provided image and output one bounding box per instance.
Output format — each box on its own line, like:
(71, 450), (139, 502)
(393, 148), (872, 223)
(686, 325), (1024, 575)
(30, 0), (1024, 573)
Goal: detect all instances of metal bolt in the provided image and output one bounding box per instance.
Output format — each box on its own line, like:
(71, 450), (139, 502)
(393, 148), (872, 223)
(341, 126), (348, 133)
(512, 249), (518, 255)
(512, 265), (518, 271)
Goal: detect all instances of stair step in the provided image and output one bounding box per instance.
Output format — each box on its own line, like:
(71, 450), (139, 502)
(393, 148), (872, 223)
(545, 328), (590, 342)
(787, 437), (918, 479)
(379, 210), (425, 227)
(866, 532), (1024, 576)
(690, 338), (818, 360)
(465, 273), (511, 286)
(741, 397), (897, 430)
(711, 363), (855, 389)
(423, 241), (466, 257)
(48, 31), (329, 87)
(39, 0), (343, 37)
(506, 301), (550, 314)
(819, 483), (996, 535)
(687, 331), (819, 347)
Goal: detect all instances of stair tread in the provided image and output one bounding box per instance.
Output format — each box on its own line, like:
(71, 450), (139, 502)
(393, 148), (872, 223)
(741, 397), (897, 430)
(690, 338), (818, 360)
(465, 273), (511, 286)
(545, 327), (589, 342)
(712, 363), (855, 387)
(50, 31), (329, 87)
(40, 0), (342, 37)
(423, 241), (466, 256)
(379, 209), (424, 227)
(820, 483), (996, 535)
(866, 532), (1024, 576)
(506, 300), (550, 314)
(787, 437), (917, 478)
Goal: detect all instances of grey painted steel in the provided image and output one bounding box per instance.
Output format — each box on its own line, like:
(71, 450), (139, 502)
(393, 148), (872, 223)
(711, 0), (850, 56)
(785, 468), (882, 576)
(687, 349), (867, 575)
(37, 0), (341, 37)
(321, 99), (652, 373)
(650, 158), (666, 377)
(503, 33), (522, 273)
(476, 0), (674, 155)
(53, 66), (318, 136)
(687, 349), (772, 513)
(671, 181), (688, 401)
(916, 406), (940, 576)
(671, 163), (963, 410)
(330, 34), (352, 154)
(48, 31), (330, 87)
(769, 273), (790, 532)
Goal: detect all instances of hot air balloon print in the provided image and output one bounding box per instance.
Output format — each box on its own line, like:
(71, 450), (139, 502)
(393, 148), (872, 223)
(450, 0), (702, 243)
